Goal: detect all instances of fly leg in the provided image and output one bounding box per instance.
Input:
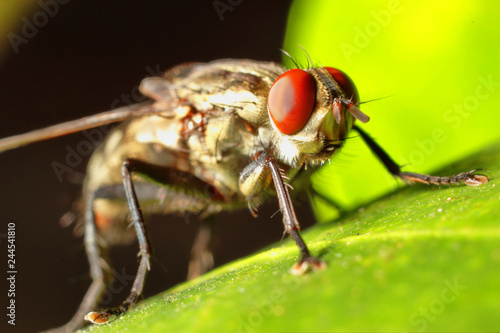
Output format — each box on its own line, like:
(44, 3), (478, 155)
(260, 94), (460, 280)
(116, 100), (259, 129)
(84, 157), (221, 324)
(42, 192), (109, 333)
(84, 159), (153, 324)
(187, 217), (215, 280)
(265, 154), (326, 275)
(239, 152), (326, 276)
(352, 125), (489, 186)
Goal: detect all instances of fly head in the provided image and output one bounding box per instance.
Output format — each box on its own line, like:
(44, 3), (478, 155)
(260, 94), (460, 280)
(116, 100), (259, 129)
(266, 66), (369, 168)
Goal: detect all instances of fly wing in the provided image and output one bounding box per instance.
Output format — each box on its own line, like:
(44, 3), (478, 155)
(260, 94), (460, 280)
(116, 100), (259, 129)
(0, 102), (157, 153)
(0, 82), (185, 153)
(140, 77), (179, 104)
(0, 60), (286, 154)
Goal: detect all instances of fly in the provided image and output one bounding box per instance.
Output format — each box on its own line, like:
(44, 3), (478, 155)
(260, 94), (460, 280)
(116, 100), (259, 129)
(0, 58), (489, 332)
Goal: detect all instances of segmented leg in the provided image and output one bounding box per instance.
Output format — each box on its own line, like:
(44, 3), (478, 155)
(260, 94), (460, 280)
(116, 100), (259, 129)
(263, 152), (326, 275)
(84, 159), (153, 324)
(187, 218), (215, 280)
(352, 125), (489, 186)
(399, 170), (489, 186)
(42, 193), (108, 333)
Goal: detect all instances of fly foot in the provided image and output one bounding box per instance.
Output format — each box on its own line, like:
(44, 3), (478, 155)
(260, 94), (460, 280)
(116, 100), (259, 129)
(290, 256), (326, 276)
(85, 311), (114, 325)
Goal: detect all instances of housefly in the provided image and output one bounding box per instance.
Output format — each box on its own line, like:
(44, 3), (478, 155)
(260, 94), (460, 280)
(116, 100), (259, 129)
(0, 58), (489, 332)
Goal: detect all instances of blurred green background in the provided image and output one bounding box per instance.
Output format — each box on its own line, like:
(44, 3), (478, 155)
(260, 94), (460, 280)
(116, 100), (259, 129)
(0, 1), (37, 58)
(284, 0), (500, 221)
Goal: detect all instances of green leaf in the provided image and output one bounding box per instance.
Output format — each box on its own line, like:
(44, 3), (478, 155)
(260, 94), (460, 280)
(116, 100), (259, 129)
(80, 141), (500, 333)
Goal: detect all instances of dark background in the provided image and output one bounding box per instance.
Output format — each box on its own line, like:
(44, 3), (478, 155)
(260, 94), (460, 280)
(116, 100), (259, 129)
(0, 1), (319, 332)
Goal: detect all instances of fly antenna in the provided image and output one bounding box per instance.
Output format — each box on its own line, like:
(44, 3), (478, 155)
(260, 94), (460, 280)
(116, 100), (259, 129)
(341, 98), (370, 123)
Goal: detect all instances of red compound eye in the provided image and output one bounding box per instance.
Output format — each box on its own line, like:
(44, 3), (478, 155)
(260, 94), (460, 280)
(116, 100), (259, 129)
(267, 69), (316, 135)
(325, 67), (359, 103)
